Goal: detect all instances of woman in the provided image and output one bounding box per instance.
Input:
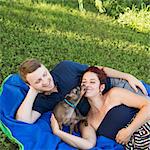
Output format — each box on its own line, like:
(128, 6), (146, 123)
(51, 66), (150, 149)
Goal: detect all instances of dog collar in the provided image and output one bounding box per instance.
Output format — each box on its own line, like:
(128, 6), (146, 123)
(64, 98), (76, 109)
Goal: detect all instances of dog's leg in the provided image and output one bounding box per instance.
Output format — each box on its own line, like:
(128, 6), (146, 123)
(76, 109), (88, 126)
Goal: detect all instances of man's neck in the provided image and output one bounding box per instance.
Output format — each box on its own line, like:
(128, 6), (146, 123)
(44, 86), (58, 95)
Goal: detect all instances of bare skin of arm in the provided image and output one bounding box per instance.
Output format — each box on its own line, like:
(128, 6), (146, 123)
(51, 114), (96, 150)
(16, 86), (58, 123)
(16, 86), (41, 123)
(108, 87), (150, 144)
(98, 66), (147, 95)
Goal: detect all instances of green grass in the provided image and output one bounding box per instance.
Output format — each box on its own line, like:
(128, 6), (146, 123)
(118, 6), (150, 33)
(0, 0), (150, 149)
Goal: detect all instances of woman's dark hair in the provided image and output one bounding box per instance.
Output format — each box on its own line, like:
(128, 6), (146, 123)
(82, 66), (107, 84)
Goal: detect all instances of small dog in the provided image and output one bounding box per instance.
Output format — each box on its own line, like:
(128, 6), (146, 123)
(53, 86), (88, 134)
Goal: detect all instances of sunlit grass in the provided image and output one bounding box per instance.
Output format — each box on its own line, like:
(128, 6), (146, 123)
(118, 7), (150, 33)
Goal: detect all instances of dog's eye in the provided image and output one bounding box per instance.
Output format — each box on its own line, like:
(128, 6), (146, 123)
(75, 89), (79, 94)
(72, 89), (77, 93)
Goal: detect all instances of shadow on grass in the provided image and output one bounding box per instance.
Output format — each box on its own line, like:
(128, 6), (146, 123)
(1, 0), (150, 76)
(1, 0), (149, 46)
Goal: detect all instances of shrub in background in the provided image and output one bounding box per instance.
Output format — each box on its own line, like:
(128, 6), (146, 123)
(118, 5), (150, 33)
(77, 0), (150, 18)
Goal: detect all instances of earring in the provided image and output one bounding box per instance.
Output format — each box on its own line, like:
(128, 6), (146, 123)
(100, 91), (102, 96)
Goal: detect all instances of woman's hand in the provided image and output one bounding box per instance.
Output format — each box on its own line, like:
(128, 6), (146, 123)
(115, 127), (132, 145)
(126, 74), (148, 96)
(50, 114), (60, 135)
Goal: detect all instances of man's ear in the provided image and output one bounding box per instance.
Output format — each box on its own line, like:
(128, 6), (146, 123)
(99, 84), (105, 92)
(26, 82), (30, 86)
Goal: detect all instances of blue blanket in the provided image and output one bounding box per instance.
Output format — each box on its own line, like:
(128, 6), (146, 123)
(0, 74), (150, 150)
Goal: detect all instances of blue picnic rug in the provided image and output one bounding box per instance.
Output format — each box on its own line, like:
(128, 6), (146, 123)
(0, 74), (150, 150)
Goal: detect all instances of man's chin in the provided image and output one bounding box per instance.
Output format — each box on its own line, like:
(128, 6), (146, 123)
(36, 89), (50, 93)
(37, 86), (54, 93)
(45, 86), (54, 92)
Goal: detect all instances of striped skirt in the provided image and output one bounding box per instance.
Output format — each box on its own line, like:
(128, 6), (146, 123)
(125, 121), (150, 150)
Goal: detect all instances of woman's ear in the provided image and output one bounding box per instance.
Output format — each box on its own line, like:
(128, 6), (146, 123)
(99, 84), (105, 92)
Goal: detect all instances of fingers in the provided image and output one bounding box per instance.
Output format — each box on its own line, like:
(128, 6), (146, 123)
(116, 133), (126, 145)
(50, 114), (60, 133)
(51, 114), (56, 122)
(116, 137), (126, 145)
(131, 82), (148, 96)
(116, 133), (121, 144)
(116, 135), (129, 145)
(138, 83), (148, 96)
(51, 113), (54, 120)
(131, 84), (138, 93)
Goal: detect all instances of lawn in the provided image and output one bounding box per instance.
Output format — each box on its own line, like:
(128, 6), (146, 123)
(0, 0), (150, 149)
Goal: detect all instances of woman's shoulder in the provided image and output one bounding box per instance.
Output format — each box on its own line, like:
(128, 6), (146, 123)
(105, 87), (125, 104)
(107, 87), (127, 96)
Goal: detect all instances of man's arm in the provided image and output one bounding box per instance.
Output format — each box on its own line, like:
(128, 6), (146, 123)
(97, 66), (147, 95)
(109, 87), (150, 144)
(16, 87), (41, 123)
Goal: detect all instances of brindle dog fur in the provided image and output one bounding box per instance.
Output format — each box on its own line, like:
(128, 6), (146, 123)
(53, 86), (87, 134)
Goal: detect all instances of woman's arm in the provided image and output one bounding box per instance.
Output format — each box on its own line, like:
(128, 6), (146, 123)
(50, 114), (96, 149)
(97, 66), (147, 95)
(109, 87), (150, 144)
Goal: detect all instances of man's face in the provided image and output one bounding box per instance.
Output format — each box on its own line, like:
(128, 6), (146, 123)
(26, 65), (55, 92)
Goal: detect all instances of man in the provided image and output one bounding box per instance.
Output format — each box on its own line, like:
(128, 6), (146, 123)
(16, 59), (147, 123)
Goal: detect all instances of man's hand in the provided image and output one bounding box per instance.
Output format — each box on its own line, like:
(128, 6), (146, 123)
(98, 66), (148, 95)
(126, 74), (148, 96)
(29, 86), (40, 94)
(115, 127), (132, 145)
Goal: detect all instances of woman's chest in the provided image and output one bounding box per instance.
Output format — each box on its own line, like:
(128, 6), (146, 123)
(88, 106), (110, 130)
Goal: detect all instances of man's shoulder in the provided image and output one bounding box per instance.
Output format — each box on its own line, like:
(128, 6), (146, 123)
(56, 60), (80, 67)
(52, 60), (88, 73)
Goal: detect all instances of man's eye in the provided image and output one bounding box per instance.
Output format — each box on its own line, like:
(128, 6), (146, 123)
(35, 79), (41, 84)
(43, 72), (47, 77)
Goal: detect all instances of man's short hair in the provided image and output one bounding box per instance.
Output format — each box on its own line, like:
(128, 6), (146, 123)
(19, 59), (41, 83)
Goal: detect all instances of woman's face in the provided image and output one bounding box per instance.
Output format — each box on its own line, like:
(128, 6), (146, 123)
(81, 71), (101, 98)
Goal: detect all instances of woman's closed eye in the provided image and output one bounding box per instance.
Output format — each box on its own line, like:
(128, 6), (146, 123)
(81, 82), (86, 86)
(90, 81), (96, 84)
